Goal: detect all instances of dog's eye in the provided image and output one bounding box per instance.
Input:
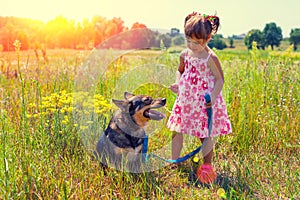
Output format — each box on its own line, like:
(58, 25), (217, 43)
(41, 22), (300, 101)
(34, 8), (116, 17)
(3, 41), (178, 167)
(129, 100), (143, 115)
(129, 101), (139, 110)
(143, 97), (152, 105)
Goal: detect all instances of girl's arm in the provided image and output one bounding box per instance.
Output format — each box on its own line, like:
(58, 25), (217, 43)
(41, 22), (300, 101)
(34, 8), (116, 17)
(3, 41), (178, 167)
(169, 51), (185, 93)
(208, 53), (224, 106)
(176, 53), (185, 82)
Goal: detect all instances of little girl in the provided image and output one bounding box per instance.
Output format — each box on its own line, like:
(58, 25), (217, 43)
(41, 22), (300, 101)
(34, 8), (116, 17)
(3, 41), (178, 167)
(167, 12), (232, 184)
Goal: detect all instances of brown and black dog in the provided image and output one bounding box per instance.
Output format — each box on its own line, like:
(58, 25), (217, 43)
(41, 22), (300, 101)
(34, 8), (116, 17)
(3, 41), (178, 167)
(94, 92), (166, 172)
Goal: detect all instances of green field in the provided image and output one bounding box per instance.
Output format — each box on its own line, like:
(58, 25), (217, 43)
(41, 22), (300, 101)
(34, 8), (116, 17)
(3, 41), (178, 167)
(0, 46), (299, 199)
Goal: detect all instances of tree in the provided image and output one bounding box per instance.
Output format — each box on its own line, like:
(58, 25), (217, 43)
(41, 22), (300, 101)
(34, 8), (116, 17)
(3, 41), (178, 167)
(0, 22), (15, 51)
(263, 22), (283, 50)
(172, 35), (185, 46)
(16, 30), (29, 50)
(131, 22), (147, 30)
(170, 28), (180, 37)
(289, 28), (300, 50)
(244, 29), (265, 50)
(229, 38), (234, 48)
(44, 15), (77, 48)
(159, 34), (172, 49)
(208, 34), (226, 50)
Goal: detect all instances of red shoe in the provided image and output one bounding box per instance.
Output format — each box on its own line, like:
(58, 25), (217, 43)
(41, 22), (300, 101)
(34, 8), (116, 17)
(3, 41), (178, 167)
(196, 163), (217, 184)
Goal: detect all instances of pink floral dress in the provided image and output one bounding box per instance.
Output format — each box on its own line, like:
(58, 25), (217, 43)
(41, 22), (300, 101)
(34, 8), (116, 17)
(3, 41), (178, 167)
(167, 50), (232, 138)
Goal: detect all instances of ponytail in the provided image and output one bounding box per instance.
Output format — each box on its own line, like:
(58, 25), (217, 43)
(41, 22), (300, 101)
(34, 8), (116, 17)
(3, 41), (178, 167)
(204, 15), (220, 34)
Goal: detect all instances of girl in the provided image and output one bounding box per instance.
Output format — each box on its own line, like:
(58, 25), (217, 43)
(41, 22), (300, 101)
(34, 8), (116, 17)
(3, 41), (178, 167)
(167, 12), (232, 184)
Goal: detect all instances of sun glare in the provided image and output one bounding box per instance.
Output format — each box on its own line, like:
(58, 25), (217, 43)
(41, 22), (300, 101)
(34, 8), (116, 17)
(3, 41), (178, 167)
(2, 0), (108, 23)
(0, 0), (152, 51)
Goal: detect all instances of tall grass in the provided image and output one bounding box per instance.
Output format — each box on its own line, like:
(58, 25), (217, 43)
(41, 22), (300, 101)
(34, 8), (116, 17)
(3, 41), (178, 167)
(0, 46), (299, 199)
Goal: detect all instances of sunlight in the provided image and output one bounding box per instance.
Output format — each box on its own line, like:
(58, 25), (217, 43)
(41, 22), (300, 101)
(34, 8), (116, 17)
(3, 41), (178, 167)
(2, 0), (299, 37)
(2, 0), (110, 23)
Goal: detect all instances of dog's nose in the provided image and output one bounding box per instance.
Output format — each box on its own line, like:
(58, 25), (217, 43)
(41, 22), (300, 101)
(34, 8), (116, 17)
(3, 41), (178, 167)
(162, 98), (166, 105)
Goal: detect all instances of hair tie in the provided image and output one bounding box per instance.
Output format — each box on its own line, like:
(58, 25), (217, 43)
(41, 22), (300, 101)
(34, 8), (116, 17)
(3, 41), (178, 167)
(203, 14), (216, 25)
(203, 14), (218, 33)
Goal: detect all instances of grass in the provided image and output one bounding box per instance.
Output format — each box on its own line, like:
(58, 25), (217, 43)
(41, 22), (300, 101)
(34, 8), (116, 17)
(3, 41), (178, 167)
(0, 45), (299, 199)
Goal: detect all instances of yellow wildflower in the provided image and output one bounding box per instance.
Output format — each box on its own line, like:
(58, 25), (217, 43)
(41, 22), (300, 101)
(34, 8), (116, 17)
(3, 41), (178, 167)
(80, 126), (88, 131)
(217, 188), (226, 199)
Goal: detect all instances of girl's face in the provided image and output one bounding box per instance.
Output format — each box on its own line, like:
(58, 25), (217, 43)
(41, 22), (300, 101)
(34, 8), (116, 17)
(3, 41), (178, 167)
(186, 36), (207, 53)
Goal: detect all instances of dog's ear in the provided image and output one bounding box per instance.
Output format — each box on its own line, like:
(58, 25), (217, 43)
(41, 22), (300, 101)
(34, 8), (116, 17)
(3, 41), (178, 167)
(124, 92), (135, 100)
(112, 99), (125, 109)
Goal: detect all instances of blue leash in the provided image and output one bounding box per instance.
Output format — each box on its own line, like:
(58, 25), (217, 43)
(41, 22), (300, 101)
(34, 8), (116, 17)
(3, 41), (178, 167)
(142, 93), (212, 163)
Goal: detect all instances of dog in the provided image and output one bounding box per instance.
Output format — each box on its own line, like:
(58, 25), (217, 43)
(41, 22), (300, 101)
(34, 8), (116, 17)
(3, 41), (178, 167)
(94, 92), (166, 172)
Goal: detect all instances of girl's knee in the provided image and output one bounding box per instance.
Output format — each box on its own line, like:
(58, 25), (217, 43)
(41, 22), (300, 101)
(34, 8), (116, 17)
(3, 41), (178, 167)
(172, 132), (183, 139)
(199, 137), (213, 144)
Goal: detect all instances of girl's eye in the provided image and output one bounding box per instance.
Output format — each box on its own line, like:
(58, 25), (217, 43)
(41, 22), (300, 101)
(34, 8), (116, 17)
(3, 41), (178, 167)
(186, 39), (200, 45)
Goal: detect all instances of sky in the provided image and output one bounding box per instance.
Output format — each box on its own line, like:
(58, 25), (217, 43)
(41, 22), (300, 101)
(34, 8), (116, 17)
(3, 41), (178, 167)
(1, 0), (299, 37)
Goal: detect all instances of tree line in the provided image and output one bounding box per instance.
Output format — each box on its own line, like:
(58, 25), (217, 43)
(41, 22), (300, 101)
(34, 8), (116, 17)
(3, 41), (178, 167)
(0, 16), (178, 51)
(243, 22), (300, 50)
(1, 16), (299, 51)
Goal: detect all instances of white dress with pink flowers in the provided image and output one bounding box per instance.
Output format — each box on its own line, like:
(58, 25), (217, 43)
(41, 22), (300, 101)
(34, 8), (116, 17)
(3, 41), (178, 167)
(167, 50), (232, 138)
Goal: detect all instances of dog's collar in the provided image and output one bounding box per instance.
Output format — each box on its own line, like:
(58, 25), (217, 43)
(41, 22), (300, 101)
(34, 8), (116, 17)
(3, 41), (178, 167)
(104, 110), (146, 149)
(104, 126), (144, 149)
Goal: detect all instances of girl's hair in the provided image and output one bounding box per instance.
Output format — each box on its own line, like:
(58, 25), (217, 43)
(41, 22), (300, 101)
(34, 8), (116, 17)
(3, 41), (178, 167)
(184, 12), (220, 40)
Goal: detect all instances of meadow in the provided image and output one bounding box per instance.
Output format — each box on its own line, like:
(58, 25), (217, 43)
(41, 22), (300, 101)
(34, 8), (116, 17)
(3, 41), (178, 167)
(0, 43), (299, 199)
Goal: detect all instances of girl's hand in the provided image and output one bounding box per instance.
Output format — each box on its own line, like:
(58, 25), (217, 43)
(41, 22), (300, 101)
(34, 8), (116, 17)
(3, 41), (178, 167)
(169, 83), (179, 94)
(205, 101), (212, 108)
(205, 95), (216, 108)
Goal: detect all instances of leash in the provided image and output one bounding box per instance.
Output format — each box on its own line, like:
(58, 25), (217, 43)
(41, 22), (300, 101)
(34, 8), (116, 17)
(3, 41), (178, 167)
(142, 93), (212, 163)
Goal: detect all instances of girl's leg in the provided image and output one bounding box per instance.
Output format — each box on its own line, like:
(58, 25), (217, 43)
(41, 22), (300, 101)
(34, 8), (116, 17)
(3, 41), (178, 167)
(172, 132), (183, 159)
(197, 138), (216, 184)
(200, 138), (213, 164)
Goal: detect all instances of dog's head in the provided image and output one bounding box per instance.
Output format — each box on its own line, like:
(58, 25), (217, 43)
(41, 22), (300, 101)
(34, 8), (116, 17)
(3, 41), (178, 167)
(112, 92), (166, 127)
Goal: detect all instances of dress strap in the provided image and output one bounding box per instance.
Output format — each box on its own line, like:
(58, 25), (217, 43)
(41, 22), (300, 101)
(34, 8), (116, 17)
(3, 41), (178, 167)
(184, 48), (189, 57)
(206, 51), (212, 61)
